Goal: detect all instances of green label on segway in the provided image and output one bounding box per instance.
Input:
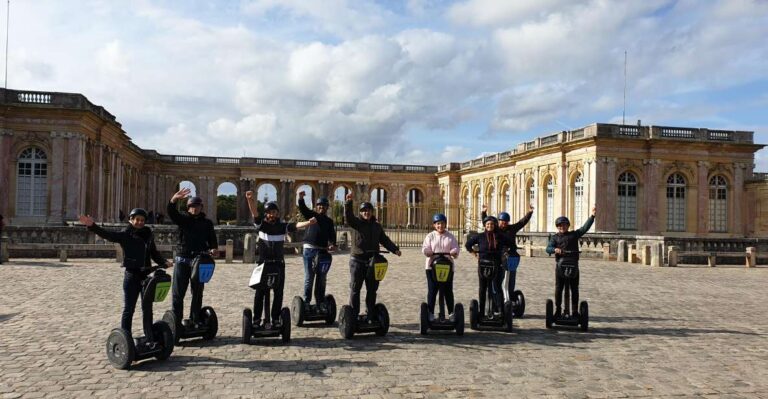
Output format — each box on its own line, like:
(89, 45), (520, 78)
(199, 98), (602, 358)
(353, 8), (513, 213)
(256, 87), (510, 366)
(434, 263), (451, 283)
(154, 281), (171, 302)
(374, 262), (388, 281)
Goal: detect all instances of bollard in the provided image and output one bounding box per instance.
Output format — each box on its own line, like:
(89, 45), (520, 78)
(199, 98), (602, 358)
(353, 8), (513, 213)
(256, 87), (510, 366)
(0, 236), (8, 263)
(115, 243), (124, 263)
(602, 243), (611, 260)
(708, 252), (717, 267)
(650, 243), (662, 267)
(641, 245), (651, 266)
(617, 240), (627, 262)
(59, 249), (68, 262)
(667, 246), (678, 267)
(243, 233), (256, 264)
(525, 242), (533, 257)
(628, 244), (638, 263)
(226, 239), (234, 264)
(746, 247), (757, 268)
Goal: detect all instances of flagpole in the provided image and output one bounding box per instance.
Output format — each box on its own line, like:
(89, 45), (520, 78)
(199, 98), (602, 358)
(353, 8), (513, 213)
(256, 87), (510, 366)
(4, 0), (9, 89)
(622, 50), (627, 125)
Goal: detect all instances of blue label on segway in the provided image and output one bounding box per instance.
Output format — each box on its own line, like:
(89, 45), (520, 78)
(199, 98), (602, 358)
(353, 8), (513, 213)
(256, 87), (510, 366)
(316, 259), (331, 274)
(198, 263), (215, 283)
(506, 256), (520, 272)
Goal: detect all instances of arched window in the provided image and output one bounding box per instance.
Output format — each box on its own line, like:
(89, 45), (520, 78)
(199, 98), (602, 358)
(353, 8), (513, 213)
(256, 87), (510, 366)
(617, 172), (637, 230)
(462, 188), (471, 232)
(475, 188), (482, 229)
(546, 177), (555, 232)
(503, 184), (511, 214)
(371, 187), (388, 226)
(16, 147), (48, 217)
(709, 176), (727, 232)
(573, 173), (584, 228)
(486, 185), (496, 215)
(666, 173), (686, 232)
(527, 180), (536, 232)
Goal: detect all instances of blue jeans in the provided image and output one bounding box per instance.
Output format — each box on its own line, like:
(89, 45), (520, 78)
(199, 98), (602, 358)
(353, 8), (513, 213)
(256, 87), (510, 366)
(302, 248), (327, 304)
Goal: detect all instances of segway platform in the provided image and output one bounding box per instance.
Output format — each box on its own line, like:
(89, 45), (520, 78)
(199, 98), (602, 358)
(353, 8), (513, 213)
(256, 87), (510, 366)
(241, 307), (291, 344)
(545, 299), (589, 331)
(338, 303), (390, 339)
(292, 294), (337, 326)
(468, 257), (514, 332)
(163, 253), (219, 343)
(419, 254), (464, 336)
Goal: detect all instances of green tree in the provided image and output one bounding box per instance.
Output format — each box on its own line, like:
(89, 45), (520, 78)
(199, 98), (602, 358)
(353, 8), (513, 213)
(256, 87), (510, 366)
(217, 194), (237, 223)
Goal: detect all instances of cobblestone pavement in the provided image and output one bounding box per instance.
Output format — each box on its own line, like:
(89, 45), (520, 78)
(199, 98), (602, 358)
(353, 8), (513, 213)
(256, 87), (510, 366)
(1, 249), (767, 398)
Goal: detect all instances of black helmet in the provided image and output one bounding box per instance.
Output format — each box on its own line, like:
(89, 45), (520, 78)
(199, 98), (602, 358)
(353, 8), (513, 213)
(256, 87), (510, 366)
(265, 201), (279, 212)
(555, 216), (570, 226)
(498, 212), (511, 222)
(187, 196), (203, 207)
(359, 202), (374, 211)
(129, 208), (148, 219)
(482, 216), (498, 225)
(315, 197), (330, 206)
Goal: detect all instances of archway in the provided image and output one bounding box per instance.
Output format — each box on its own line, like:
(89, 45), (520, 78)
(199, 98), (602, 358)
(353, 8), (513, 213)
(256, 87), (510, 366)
(216, 182), (238, 225)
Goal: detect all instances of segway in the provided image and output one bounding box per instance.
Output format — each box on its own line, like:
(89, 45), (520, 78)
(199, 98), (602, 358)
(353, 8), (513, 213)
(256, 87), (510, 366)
(503, 254), (526, 318)
(106, 268), (175, 370)
(162, 252), (218, 343)
(419, 253), (464, 336)
(545, 251), (589, 331)
(292, 249), (337, 327)
(242, 260), (291, 344)
(468, 252), (514, 332)
(338, 251), (391, 339)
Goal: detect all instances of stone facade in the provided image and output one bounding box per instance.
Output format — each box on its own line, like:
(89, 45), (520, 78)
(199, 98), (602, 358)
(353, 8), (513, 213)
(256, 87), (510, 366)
(1, 88), (766, 237)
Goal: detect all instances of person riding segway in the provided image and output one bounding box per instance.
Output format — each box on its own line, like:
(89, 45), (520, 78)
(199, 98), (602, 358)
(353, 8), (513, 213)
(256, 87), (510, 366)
(242, 192), (316, 344)
(164, 188), (220, 343)
(465, 215), (516, 332)
(544, 207), (596, 331)
(292, 191), (338, 327)
(338, 193), (402, 339)
(79, 210), (175, 369)
(481, 204), (534, 318)
(419, 214), (463, 335)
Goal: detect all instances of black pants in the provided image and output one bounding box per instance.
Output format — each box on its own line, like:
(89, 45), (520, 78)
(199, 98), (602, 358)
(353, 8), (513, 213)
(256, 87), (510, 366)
(253, 267), (285, 323)
(555, 266), (580, 313)
(491, 265), (507, 312)
(349, 257), (379, 317)
(122, 270), (153, 339)
(172, 258), (205, 323)
(426, 269), (454, 315)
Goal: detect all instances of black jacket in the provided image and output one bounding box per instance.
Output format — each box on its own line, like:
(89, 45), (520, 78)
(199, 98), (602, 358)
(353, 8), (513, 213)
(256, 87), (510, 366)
(465, 229), (516, 264)
(481, 210), (533, 256)
(88, 224), (167, 272)
(253, 216), (297, 264)
(344, 200), (399, 258)
(167, 202), (218, 257)
(546, 216), (595, 264)
(297, 198), (337, 247)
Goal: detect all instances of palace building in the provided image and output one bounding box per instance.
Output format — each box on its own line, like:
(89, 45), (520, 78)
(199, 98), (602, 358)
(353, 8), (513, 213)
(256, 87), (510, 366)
(1, 88), (767, 238)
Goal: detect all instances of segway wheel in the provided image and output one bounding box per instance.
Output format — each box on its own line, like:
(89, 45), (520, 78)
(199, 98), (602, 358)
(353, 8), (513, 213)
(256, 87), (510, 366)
(419, 302), (429, 335)
(545, 299), (554, 329)
(469, 299), (479, 330)
(291, 296), (305, 327)
(324, 294), (337, 325)
(512, 290), (526, 318)
(454, 303), (464, 336)
(162, 310), (180, 344)
(579, 301), (589, 331)
(153, 321), (174, 361)
(374, 303), (389, 337)
(503, 301), (514, 333)
(339, 305), (355, 339)
(280, 307), (291, 343)
(242, 308), (253, 345)
(106, 328), (135, 370)
(201, 306), (218, 340)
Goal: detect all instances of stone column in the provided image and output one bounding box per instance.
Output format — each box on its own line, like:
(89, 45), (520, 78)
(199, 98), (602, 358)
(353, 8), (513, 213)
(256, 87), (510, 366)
(279, 179), (295, 220)
(643, 159), (661, 234)
(696, 161), (710, 235)
(65, 133), (87, 220)
(238, 178), (254, 225)
(206, 177), (218, 224)
(0, 129), (14, 216)
(48, 132), (68, 223)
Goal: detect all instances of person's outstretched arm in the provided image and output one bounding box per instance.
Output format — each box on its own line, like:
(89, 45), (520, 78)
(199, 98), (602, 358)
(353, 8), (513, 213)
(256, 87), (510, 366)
(168, 188), (192, 226)
(297, 191), (316, 219)
(576, 207), (597, 238)
(79, 215), (125, 243)
(510, 204), (534, 233)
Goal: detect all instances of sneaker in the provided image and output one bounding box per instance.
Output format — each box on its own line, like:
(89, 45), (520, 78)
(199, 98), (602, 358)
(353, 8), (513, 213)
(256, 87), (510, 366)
(493, 312), (502, 319)
(271, 320), (281, 330)
(182, 319), (193, 328)
(448, 313), (456, 322)
(253, 319), (263, 330)
(263, 322), (272, 330)
(428, 313), (436, 322)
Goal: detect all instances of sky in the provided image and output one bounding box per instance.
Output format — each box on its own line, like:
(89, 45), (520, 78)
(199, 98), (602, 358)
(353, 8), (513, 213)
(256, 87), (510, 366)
(4, 0), (768, 175)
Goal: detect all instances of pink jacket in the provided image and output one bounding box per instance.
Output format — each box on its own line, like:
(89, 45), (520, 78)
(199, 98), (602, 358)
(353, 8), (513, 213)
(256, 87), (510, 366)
(421, 230), (460, 269)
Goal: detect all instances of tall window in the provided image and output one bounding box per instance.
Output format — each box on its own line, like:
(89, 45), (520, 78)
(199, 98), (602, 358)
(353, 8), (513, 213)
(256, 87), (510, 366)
(666, 173), (686, 232)
(371, 187), (388, 226)
(573, 173), (584, 227)
(407, 188), (423, 227)
(487, 186), (496, 215)
(617, 172), (637, 230)
(16, 147), (48, 217)
(709, 176), (727, 232)
(475, 188), (482, 229)
(527, 180), (536, 232)
(503, 185), (511, 214)
(463, 190), (471, 232)
(546, 177), (555, 232)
